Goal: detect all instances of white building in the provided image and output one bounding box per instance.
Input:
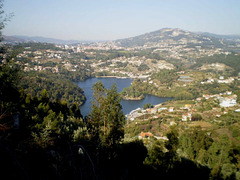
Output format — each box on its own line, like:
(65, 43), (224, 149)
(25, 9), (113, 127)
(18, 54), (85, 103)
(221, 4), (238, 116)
(219, 97), (237, 107)
(169, 107), (174, 112)
(182, 113), (192, 121)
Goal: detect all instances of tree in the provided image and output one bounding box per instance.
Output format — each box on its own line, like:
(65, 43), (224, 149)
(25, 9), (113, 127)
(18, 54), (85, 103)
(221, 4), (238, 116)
(39, 89), (49, 103)
(88, 81), (106, 144)
(101, 84), (125, 146)
(165, 127), (180, 169)
(207, 135), (233, 178)
(143, 103), (153, 110)
(0, 1), (19, 127)
(0, 0), (5, 38)
(88, 81), (125, 147)
(71, 102), (82, 119)
(0, 0), (13, 39)
(235, 90), (240, 104)
(0, 61), (20, 114)
(144, 127), (180, 174)
(138, 63), (150, 71)
(179, 127), (213, 161)
(144, 139), (166, 172)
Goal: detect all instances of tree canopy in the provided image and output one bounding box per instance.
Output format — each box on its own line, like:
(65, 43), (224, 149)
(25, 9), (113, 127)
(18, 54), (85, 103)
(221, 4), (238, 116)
(88, 81), (125, 147)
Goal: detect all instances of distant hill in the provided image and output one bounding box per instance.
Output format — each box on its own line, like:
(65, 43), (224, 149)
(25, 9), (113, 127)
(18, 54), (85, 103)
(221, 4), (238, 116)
(3, 28), (240, 48)
(2, 35), (28, 44)
(197, 32), (240, 41)
(2, 35), (93, 45)
(114, 28), (240, 49)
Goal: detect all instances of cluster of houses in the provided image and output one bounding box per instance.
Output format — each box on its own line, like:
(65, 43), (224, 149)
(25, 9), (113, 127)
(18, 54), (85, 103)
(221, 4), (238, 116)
(128, 90), (240, 141)
(14, 46), (93, 74)
(135, 35), (229, 60)
(20, 50), (83, 73)
(93, 56), (175, 78)
(201, 76), (236, 85)
(24, 65), (59, 73)
(200, 91), (237, 108)
(127, 90), (239, 123)
(218, 76), (235, 84)
(16, 49), (64, 60)
(126, 103), (195, 122)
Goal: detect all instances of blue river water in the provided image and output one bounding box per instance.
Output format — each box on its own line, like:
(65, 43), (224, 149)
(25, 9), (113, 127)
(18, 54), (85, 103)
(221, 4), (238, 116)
(77, 77), (172, 117)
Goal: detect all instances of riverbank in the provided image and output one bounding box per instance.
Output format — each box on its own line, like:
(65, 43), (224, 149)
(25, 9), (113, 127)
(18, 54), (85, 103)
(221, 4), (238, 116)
(125, 98), (174, 119)
(125, 102), (164, 120)
(96, 75), (129, 79)
(96, 75), (150, 79)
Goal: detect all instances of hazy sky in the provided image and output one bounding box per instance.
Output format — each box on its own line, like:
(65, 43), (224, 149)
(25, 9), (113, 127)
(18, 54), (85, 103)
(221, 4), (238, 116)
(2, 0), (240, 41)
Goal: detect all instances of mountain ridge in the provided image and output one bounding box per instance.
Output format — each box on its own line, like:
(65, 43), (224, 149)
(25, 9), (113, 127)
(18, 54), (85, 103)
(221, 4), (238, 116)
(3, 28), (240, 46)
(2, 35), (94, 45)
(112, 28), (240, 50)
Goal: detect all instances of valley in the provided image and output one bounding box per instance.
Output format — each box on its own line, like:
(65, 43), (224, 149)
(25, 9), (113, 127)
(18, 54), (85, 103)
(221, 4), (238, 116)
(2, 27), (240, 179)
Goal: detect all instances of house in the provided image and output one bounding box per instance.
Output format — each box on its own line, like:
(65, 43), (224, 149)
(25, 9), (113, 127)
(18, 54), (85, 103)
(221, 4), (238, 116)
(158, 107), (167, 111)
(169, 107), (174, 112)
(183, 104), (192, 110)
(196, 97), (203, 101)
(201, 78), (214, 84)
(139, 132), (153, 139)
(226, 91), (232, 95)
(154, 136), (168, 141)
(151, 108), (157, 114)
(218, 78), (234, 84)
(182, 113), (192, 121)
(34, 66), (43, 71)
(203, 94), (211, 100)
(219, 97), (237, 107)
(146, 109), (152, 113)
(207, 78), (214, 83)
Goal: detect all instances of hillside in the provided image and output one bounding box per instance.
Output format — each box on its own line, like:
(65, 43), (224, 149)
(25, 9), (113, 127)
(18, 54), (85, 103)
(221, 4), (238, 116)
(114, 28), (240, 50)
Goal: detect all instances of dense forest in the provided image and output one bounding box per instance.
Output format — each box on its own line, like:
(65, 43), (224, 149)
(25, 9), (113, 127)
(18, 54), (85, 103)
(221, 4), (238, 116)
(18, 71), (86, 106)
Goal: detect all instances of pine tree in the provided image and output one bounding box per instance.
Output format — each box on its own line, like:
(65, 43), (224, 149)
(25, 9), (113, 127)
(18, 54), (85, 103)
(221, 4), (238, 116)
(88, 81), (106, 144)
(88, 82), (125, 147)
(102, 83), (125, 147)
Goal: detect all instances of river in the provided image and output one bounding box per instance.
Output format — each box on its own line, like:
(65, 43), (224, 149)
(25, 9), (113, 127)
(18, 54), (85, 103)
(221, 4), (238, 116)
(77, 77), (172, 117)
